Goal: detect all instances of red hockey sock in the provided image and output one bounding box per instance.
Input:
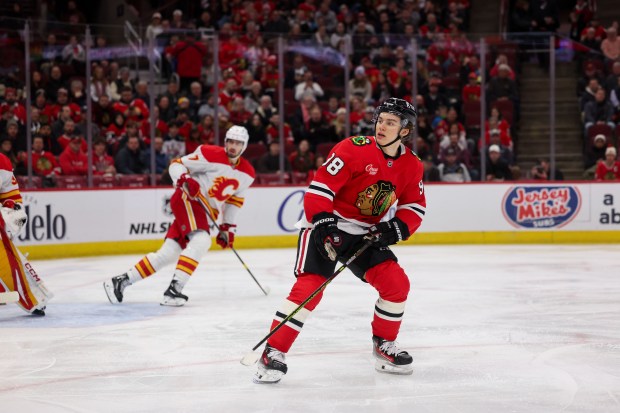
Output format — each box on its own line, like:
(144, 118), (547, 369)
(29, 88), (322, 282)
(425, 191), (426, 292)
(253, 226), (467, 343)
(365, 260), (410, 341)
(267, 273), (326, 353)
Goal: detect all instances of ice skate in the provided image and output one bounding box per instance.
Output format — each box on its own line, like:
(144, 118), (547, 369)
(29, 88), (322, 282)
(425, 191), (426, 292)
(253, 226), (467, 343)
(31, 306), (46, 316)
(160, 280), (188, 306)
(103, 273), (130, 304)
(372, 336), (413, 375)
(253, 344), (288, 384)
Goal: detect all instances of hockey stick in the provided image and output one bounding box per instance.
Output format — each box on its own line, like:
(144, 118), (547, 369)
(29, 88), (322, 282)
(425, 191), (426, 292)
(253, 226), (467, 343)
(0, 291), (19, 304)
(187, 188), (270, 296)
(240, 236), (375, 366)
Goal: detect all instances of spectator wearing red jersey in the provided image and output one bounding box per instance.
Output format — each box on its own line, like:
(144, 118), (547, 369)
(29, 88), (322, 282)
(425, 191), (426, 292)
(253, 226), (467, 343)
(141, 106), (169, 140)
(229, 97), (252, 126)
(59, 136), (89, 175)
(0, 87), (26, 125)
(462, 72), (481, 102)
(219, 33), (247, 71)
(595, 147), (620, 181)
(48, 88), (82, 123)
(92, 138), (116, 175)
(219, 79), (242, 111)
(580, 17), (606, 42)
(171, 33), (207, 93)
(24, 135), (61, 177)
(489, 54), (516, 80)
(112, 87), (150, 123)
(266, 113), (294, 145)
(198, 115), (216, 145)
(56, 119), (87, 155)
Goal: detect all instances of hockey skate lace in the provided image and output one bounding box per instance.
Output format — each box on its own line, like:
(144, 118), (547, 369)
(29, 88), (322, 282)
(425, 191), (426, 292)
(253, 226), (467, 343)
(379, 340), (402, 356)
(267, 347), (286, 364)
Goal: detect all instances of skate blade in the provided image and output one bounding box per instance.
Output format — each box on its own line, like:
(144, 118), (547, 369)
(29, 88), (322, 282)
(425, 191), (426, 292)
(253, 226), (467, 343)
(160, 296), (187, 307)
(252, 370), (284, 384)
(103, 281), (120, 304)
(374, 360), (413, 375)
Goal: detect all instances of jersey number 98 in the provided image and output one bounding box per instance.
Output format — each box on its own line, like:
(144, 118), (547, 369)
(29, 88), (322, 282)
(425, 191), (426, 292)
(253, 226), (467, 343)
(323, 153), (345, 176)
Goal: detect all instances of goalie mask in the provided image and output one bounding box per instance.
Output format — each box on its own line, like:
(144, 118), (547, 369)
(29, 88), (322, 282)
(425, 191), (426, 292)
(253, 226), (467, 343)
(372, 98), (418, 145)
(225, 125), (250, 157)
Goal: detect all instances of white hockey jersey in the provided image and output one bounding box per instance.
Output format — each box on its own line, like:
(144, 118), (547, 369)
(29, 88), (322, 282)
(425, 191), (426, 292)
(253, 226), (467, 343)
(169, 145), (255, 225)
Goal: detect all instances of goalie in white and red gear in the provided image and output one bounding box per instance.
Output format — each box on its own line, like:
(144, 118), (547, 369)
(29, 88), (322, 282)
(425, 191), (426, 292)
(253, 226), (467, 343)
(104, 125), (255, 306)
(255, 98), (425, 383)
(0, 153), (53, 315)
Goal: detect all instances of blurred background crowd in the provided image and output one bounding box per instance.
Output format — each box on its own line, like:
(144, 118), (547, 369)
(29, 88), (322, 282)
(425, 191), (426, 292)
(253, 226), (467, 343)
(1, 0), (620, 189)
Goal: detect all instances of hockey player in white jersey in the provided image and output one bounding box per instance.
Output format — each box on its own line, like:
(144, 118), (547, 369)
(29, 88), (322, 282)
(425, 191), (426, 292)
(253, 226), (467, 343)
(104, 125), (256, 306)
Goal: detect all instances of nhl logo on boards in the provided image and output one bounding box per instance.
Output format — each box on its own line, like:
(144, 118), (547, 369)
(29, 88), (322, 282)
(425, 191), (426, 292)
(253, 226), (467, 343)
(502, 185), (581, 229)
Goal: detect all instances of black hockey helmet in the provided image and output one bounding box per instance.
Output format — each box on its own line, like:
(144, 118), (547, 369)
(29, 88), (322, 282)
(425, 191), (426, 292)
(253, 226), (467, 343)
(372, 98), (417, 141)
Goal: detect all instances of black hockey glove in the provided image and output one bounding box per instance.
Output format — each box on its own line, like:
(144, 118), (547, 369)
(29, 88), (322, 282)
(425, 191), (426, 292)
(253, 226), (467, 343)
(368, 217), (410, 247)
(312, 212), (343, 261)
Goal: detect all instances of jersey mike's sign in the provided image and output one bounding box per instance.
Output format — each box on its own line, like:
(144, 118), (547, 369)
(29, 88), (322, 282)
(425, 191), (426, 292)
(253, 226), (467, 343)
(502, 185), (582, 229)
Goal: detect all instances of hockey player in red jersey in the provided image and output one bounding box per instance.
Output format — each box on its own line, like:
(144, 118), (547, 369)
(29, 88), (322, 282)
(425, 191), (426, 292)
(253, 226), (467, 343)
(254, 98), (426, 383)
(103, 125), (255, 306)
(0, 153), (53, 315)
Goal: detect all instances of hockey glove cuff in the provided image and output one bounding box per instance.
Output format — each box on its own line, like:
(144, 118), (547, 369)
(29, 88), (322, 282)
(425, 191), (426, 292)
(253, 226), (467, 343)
(216, 223), (236, 249)
(312, 212), (343, 261)
(368, 217), (410, 247)
(177, 173), (201, 199)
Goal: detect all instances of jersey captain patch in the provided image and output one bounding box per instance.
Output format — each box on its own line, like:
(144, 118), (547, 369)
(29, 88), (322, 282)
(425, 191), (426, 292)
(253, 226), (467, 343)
(355, 180), (396, 216)
(351, 136), (371, 146)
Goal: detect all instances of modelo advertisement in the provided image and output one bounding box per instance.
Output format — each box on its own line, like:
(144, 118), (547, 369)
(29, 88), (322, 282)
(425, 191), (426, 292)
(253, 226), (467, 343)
(14, 183), (620, 247)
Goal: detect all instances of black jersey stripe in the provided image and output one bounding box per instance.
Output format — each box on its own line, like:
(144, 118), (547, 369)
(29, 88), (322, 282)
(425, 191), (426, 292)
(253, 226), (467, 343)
(275, 311), (304, 328)
(308, 184), (334, 198)
(374, 306), (404, 319)
(411, 206), (426, 215)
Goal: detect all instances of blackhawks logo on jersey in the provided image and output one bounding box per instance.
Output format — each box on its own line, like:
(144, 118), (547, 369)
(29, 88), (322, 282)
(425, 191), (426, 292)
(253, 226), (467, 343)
(355, 180), (396, 216)
(351, 136), (371, 146)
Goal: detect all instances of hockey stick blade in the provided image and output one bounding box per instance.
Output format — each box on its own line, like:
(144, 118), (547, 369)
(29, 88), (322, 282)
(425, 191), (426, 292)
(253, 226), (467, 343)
(0, 291), (19, 304)
(240, 352), (261, 366)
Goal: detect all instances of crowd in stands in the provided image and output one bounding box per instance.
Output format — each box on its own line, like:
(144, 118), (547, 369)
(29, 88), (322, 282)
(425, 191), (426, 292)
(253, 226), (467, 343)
(1, 0), (619, 187)
(569, 3), (620, 180)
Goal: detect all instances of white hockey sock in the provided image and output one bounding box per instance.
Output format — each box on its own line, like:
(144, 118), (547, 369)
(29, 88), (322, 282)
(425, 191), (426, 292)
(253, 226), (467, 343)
(128, 239), (182, 284)
(170, 231), (211, 290)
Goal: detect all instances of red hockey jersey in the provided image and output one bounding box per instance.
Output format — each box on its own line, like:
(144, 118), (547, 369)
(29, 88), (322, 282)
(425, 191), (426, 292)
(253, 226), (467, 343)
(304, 136), (426, 237)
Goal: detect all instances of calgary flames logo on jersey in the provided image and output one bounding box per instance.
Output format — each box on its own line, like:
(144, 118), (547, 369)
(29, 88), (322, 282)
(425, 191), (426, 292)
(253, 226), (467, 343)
(355, 180), (396, 216)
(208, 176), (240, 202)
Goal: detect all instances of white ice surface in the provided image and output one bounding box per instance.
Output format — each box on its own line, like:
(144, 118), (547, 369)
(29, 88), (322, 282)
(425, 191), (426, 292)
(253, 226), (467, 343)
(1, 245), (620, 413)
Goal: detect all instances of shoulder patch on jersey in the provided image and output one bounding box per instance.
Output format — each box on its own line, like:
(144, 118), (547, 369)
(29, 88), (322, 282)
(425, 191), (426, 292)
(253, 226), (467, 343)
(351, 136), (372, 146)
(410, 149), (421, 161)
(236, 157), (256, 179)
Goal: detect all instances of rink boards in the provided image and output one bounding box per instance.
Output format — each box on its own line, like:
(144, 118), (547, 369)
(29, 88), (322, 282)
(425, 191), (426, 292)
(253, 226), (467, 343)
(15, 182), (620, 259)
